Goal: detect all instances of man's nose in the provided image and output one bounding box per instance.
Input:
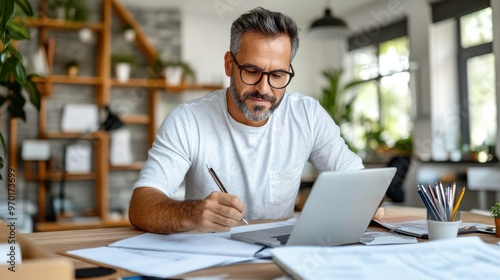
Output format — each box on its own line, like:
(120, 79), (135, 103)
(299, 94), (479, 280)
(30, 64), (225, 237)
(254, 73), (271, 93)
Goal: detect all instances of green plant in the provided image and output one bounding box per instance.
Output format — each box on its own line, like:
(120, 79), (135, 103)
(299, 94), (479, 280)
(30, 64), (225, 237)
(0, 0), (41, 180)
(68, 0), (89, 22)
(111, 51), (138, 67)
(154, 57), (196, 82)
(319, 68), (364, 126)
(319, 68), (363, 151)
(65, 59), (79, 68)
(490, 202), (500, 218)
(123, 22), (134, 32)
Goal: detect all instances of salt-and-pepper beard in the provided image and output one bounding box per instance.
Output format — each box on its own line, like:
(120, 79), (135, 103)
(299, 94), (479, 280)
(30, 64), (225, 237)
(228, 74), (284, 122)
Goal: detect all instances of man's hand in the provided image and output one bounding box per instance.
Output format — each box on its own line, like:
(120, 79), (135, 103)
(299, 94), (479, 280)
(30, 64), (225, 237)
(129, 187), (246, 234)
(190, 192), (246, 232)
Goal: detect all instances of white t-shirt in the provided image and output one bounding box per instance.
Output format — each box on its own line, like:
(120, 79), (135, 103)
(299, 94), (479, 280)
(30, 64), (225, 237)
(134, 89), (363, 220)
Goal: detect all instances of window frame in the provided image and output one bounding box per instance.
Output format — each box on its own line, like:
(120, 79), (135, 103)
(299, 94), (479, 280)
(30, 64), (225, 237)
(456, 10), (493, 147)
(346, 19), (411, 153)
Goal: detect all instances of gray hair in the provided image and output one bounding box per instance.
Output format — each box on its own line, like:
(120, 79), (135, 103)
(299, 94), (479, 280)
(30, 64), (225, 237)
(229, 7), (300, 62)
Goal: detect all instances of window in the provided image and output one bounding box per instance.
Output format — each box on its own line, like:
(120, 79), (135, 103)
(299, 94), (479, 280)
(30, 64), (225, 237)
(458, 7), (496, 157)
(345, 34), (412, 160)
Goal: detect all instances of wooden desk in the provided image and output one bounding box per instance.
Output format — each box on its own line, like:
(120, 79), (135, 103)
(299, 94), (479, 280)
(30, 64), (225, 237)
(24, 207), (498, 279)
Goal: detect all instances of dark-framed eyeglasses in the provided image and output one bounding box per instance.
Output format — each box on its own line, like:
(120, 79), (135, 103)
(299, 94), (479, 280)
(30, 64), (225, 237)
(230, 52), (294, 89)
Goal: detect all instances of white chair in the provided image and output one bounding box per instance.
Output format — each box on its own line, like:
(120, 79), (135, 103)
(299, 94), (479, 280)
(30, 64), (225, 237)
(467, 167), (500, 210)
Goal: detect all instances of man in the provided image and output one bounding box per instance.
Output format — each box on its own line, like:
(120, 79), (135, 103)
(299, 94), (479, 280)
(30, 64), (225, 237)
(129, 7), (364, 234)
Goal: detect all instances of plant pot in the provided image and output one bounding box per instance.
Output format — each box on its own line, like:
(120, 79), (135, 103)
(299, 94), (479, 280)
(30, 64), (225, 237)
(67, 66), (79, 77)
(123, 29), (136, 42)
(165, 66), (183, 86)
(115, 63), (131, 83)
(79, 28), (93, 43)
(495, 218), (500, 238)
(55, 7), (66, 20)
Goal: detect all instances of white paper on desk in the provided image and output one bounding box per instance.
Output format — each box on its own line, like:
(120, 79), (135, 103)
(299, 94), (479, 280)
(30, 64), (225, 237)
(109, 220), (294, 258)
(67, 246), (249, 279)
(271, 236), (500, 280)
(360, 231), (417, 245)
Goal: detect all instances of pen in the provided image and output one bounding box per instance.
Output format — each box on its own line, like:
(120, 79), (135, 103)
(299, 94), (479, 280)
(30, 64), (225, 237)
(206, 164), (249, 225)
(451, 187), (466, 221)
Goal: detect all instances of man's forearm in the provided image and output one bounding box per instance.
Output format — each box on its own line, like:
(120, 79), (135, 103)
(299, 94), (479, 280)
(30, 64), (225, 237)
(129, 187), (201, 233)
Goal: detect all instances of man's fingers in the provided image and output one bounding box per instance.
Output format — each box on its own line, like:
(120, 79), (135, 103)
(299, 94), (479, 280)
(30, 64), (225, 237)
(209, 191), (245, 213)
(192, 192), (245, 232)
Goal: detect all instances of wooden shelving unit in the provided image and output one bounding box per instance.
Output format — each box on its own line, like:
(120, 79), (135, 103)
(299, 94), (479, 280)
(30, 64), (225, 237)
(13, 0), (222, 231)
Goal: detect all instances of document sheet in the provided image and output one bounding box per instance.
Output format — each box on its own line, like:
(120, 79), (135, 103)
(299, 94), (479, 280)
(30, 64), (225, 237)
(271, 236), (500, 280)
(67, 247), (248, 278)
(66, 220), (294, 278)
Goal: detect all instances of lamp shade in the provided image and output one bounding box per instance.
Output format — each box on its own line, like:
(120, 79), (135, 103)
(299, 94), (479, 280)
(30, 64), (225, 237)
(310, 8), (349, 38)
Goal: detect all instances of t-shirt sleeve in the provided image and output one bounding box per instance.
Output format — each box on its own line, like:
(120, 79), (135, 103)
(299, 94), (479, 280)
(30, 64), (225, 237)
(133, 105), (193, 198)
(308, 100), (364, 172)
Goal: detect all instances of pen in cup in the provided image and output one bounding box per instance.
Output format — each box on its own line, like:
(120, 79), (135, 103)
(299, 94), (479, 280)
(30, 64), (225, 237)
(206, 164), (249, 225)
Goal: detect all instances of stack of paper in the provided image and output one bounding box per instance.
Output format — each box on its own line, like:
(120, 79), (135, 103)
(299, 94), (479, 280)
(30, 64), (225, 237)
(66, 221), (293, 278)
(271, 237), (500, 279)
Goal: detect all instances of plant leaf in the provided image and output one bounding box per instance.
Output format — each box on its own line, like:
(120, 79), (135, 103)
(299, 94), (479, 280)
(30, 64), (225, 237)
(6, 21), (30, 40)
(8, 82), (26, 121)
(0, 0), (15, 36)
(25, 75), (41, 110)
(5, 42), (22, 61)
(14, 0), (34, 16)
(0, 58), (12, 82)
(0, 49), (8, 63)
(12, 57), (27, 85)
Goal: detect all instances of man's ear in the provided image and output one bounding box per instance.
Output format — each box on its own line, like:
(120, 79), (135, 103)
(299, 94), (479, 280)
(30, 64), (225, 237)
(224, 51), (232, 77)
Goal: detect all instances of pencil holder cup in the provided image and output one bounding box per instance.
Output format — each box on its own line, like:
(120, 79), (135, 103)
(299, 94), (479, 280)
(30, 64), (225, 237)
(426, 210), (461, 221)
(427, 219), (461, 240)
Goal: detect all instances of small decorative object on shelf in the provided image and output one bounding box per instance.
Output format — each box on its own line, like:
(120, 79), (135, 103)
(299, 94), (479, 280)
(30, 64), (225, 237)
(123, 22), (136, 42)
(489, 202), (500, 237)
(154, 57), (196, 86)
(64, 60), (80, 77)
(111, 51), (137, 83)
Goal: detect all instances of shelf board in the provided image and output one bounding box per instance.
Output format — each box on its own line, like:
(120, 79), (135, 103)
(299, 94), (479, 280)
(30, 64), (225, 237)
(34, 75), (104, 85)
(120, 114), (150, 124)
(110, 162), (144, 171)
(50, 75), (104, 85)
(26, 172), (95, 181)
(21, 17), (104, 31)
(49, 172), (95, 181)
(36, 218), (130, 232)
(110, 78), (223, 92)
(45, 131), (99, 139)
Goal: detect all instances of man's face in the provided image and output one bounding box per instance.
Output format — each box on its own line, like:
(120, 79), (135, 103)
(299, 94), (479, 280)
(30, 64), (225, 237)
(224, 32), (292, 126)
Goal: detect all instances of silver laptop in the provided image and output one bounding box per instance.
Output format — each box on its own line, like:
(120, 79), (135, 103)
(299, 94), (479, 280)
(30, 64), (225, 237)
(231, 167), (397, 247)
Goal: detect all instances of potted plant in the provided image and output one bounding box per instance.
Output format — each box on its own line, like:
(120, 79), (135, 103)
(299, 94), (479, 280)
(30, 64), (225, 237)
(111, 51), (137, 83)
(123, 22), (136, 42)
(48, 0), (67, 20)
(0, 0), (41, 180)
(65, 60), (80, 77)
(65, 0), (89, 22)
(155, 58), (195, 86)
(490, 202), (500, 237)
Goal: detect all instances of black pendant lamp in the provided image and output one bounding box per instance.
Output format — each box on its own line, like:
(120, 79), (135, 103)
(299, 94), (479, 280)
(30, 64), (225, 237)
(310, 6), (349, 38)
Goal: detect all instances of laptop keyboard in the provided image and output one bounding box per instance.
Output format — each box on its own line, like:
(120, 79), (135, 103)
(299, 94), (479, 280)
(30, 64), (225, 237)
(272, 234), (290, 245)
